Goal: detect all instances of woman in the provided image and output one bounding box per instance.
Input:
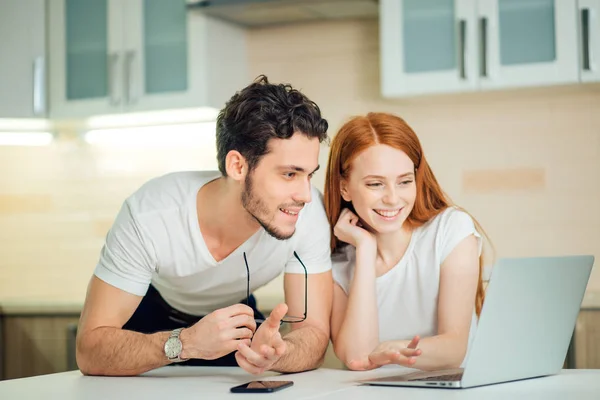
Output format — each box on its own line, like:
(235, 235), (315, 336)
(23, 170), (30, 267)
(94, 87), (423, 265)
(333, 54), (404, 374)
(324, 112), (490, 371)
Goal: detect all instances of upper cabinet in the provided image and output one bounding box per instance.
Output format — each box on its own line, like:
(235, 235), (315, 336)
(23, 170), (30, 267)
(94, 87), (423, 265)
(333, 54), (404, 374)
(380, 0), (479, 97)
(0, 0), (47, 118)
(381, 0), (593, 98)
(478, 0), (578, 90)
(48, 0), (247, 118)
(578, 0), (600, 82)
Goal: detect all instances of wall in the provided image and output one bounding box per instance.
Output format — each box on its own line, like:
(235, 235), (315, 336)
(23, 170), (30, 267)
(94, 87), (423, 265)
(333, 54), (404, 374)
(1, 18), (599, 304)
(0, 125), (218, 302)
(250, 19), (600, 296)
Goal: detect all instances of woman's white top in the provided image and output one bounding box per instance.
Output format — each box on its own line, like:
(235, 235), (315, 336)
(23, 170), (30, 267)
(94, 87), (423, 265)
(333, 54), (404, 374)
(332, 207), (482, 366)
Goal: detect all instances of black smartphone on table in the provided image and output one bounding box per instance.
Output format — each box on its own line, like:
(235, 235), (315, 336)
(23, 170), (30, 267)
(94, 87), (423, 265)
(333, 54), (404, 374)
(230, 380), (294, 393)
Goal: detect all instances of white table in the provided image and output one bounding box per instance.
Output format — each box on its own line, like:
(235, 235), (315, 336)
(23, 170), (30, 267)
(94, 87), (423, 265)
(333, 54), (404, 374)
(1, 367), (599, 399)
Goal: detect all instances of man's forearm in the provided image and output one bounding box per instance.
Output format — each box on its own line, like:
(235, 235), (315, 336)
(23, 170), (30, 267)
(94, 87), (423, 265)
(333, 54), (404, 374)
(77, 327), (171, 376)
(270, 326), (329, 373)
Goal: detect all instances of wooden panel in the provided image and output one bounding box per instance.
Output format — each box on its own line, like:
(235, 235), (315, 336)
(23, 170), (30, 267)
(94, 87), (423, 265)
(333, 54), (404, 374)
(575, 310), (600, 368)
(0, 316), (4, 380)
(462, 168), (546, 194)
(2, 315), (80, 380)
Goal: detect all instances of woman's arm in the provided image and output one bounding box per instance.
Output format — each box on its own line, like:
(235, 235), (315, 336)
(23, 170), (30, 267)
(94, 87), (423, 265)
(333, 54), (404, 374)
(330, 241), (380, 369)
(368, 234), (480, 371)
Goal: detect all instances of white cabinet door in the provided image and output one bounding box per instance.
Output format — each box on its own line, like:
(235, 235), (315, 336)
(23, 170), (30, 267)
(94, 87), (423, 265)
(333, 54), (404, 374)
(48, 0), (125, 118)
(123, 0), (206, 112)
(0, 0), (46, 118)
(578, 0), (600, 82)
(48, 0), (247, 118)
(380, 0), (479, 98)
(124, 0), (247, 112)
(478, 0), (579, 90)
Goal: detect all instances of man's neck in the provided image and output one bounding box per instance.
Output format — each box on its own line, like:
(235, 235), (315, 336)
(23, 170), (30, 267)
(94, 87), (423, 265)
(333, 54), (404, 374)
(196, 177), (261, 263)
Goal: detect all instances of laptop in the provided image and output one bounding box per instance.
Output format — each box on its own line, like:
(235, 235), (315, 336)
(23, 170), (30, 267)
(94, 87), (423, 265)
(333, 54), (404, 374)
(361, 255), (595, 389)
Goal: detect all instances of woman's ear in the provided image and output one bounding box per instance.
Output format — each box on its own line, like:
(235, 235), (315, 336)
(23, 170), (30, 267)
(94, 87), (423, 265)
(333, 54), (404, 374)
(340, 179), (351, 202)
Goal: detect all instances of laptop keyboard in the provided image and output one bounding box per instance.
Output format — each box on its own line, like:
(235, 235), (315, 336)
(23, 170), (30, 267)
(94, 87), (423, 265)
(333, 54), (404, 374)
(410, 373), (463, 382)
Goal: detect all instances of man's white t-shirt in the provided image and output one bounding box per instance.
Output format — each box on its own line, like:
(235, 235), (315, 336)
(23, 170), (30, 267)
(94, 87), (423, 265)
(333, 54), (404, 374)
(94, 171), (332, 316)
(332, 207), (482, 365)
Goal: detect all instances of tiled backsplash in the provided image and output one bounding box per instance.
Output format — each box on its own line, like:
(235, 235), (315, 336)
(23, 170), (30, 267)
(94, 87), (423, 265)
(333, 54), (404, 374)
(0, 19), (599, 303)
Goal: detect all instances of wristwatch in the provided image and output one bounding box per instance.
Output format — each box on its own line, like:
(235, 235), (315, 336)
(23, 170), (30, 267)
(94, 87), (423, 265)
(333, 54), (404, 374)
(164, 328), (186, 362)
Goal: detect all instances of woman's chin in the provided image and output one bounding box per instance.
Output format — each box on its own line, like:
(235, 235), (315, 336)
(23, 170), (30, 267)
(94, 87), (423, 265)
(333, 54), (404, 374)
(369, 218), (406, 235)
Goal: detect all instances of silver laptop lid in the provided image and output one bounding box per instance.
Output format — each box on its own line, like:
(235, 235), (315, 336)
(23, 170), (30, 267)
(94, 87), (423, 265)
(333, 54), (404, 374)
(461, 255), (594, 388)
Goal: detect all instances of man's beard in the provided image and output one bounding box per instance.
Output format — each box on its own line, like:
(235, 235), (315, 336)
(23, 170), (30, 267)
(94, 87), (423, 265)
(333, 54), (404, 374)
(241, 173), (296, 241)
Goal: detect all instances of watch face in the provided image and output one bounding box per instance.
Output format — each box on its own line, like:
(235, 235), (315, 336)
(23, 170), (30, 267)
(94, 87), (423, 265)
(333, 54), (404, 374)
(164, 338), (182, 358)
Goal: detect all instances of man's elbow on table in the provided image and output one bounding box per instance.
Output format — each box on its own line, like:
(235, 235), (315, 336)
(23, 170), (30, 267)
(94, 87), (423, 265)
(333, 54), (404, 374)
(76, 340), (95, 376)
(78, 362), (98, 377)
(76, 331), (106, 376)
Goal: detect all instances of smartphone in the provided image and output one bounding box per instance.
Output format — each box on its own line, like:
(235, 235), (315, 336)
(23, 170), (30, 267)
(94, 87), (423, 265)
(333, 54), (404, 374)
(230, 380), (294, 393)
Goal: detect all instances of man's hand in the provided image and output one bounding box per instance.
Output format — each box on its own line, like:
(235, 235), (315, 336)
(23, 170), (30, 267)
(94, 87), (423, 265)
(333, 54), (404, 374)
(235, 303), (288, 374)
(179, 304), (256, 361)
(348, 336), (422, 371)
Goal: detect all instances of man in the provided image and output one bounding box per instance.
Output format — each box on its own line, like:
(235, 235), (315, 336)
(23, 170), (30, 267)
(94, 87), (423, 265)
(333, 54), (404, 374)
(76, 75), (333, 376)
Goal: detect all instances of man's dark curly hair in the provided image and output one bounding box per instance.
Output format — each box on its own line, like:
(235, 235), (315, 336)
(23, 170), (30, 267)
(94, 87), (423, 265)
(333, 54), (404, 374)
(216, 75), (329, 176)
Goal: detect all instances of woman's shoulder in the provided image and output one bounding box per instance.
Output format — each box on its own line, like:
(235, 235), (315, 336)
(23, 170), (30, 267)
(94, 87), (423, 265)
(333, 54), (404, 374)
(417, 206), (482, 261)
(412, 207), (479, 253)
(421, 206), (475, 234)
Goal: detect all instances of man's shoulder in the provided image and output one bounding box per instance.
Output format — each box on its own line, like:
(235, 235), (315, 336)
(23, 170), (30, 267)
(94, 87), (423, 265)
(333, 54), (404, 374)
(126, 171), (220, 215)
(295, 184), (329, 232)
(303, 184), (327, 215)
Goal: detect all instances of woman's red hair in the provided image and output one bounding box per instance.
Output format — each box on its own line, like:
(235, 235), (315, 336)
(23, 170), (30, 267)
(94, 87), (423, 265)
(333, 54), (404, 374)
(324, 112), (490, 317)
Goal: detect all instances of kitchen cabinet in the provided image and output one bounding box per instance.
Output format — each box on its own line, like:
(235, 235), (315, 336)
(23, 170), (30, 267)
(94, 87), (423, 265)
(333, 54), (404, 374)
(578, 0), (600, 82)
(574, 309), (600, 368)
(380, 0), (479, 97)
(47, 0), (247, 118)
(0, 313), (80, 380)
(0, 0), (47, 118)
(478, 0), (579, 90)
(380, 0), (582, 98)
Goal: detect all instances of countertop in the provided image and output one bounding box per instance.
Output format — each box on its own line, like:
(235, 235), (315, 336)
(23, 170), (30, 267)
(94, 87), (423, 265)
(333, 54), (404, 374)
(2, 367), (600, 400)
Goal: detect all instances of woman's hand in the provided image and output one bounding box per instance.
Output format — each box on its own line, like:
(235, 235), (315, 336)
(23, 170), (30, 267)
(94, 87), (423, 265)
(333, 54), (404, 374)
(334, 208), (376, 249)
(347, 336), (422, 371)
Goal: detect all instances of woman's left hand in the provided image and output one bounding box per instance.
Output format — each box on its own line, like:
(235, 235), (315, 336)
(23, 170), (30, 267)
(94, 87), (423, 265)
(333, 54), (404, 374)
(348, 336), (422, 370)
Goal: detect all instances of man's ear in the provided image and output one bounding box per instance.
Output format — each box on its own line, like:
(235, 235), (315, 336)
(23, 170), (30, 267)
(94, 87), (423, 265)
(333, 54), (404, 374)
(340, 179), (351, 202)
(225, 150), (247, 182)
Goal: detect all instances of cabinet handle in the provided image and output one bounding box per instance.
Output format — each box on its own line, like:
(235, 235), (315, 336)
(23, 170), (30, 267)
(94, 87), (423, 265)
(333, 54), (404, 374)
(108, 53), (121, 106)
(32, 56), (45, 115)
(479, 17), (488, 77)
(581, 8), (592, 71)
(124, 50), (136, 105)
(458, 19), (467, 79)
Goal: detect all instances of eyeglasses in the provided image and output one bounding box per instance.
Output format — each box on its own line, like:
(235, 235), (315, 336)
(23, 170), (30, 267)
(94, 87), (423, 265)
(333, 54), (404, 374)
(243, 251), (307, 324)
